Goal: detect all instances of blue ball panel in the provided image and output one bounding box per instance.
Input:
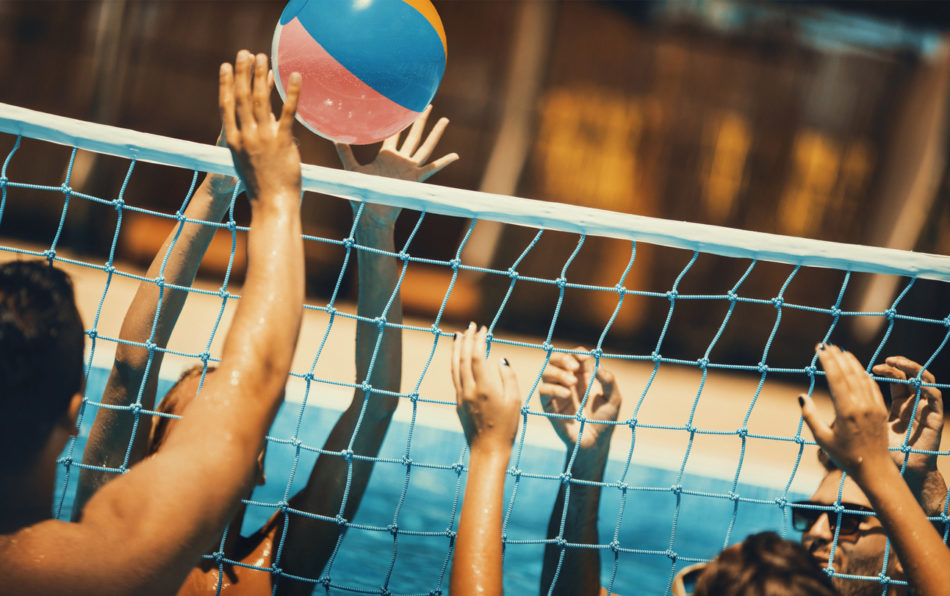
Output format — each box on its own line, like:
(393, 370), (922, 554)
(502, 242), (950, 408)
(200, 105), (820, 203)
(290, 0), (445, 112)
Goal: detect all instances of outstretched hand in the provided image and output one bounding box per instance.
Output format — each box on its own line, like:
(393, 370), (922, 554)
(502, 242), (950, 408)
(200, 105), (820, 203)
(539, 349), (621, 451)
(800, 345), (891, 481)
(451, 323), (521, 455)
(335, 106), (459, 227)
(873, 355), (943, 475)
(219, 50), (301, 204)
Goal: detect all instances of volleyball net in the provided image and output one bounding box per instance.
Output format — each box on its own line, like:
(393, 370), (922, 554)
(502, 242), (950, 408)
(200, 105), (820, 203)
(1, 102), (949, 595)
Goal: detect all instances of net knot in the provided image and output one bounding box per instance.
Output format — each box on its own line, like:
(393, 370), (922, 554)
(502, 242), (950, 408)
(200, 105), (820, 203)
(43, 249), (55, 262)
(520, 404), (530, 415)
(910, 376), (923, 389)
(429, 591), (443, 596)
(650, 351), (661, 363)
(627, 418), (638, 429)
(555, 537), (567, 548)
(726, 290), (738, 302)
(397, 251), (409, 262)
(665, 549), (678, 562)
(697, 357), (709, 370)
(104, 264), (116, 275)
(884, 308), (897, 320)
(291, 438), (302, 448)
(452, 462), (465, 474)
(318, 577), (332, 588)
(342, 449), (354, 461)
(401, 455), (413, 468)
(728, 491), (739, 502)
(614, 284), (626, 295)
(303, 373), (315, 383)
(876, 572), (891, 585)
(559, 472), (572, 485)
(830, 306), (843, 318)
(57, 456), (72, 466)
(144, 340), (157, 353)
(589, 347), (603, 359)
(111, 197), (124, 209)
(212, 551), (225, 563)
(380, 589), (392, 596)
(666, 290), (678, 301)
(129, 402), (142, 415)
(154, 276), (165, 288)
(430, 323), (441, 335)
(899, 443), (911, 454)
(342, 237), (355, 249)
(277, 500), (289, 512)
(217, 288), (231, 299)
(408, 392), (419, 403)
(387, 523), (399, 536)
(944, 315), (950, 327)
(832, 503), (845, 514)
(685, 424), (696, 434)
(805, 365), (817, 376)
(542, 342), (553, 353)
(770, 296), (784, 308)
(374, 316), (386, 329)
(325, 306), (337, 317)
(118, 464), (128, 473)
(226, 220), (236, 232)
(737, 428), (749, 438)
(509, 467), (522, 479)
(334, 514), (347, 527)
(506, 267), (519, 280)
(670, 484), (682, 496)
(485, 331), (493, 343)
(794, 435), (806, 445)
(555, 277), (567, 289)
(0, 176), (6, 186)
(270, 564), (283, 577)
(445, 529), (457, 539)
(756, 362), (769, 373)
(86, 329), (97, 339)
(59, 183), (72, 196)
(609, 540), (621, 553)
(199, 351), (211, 363)
(774, 497), (788, 508)
(617, 481), (630, 493)
(449, 258), (461, 270)
(175, 210), (186, 222)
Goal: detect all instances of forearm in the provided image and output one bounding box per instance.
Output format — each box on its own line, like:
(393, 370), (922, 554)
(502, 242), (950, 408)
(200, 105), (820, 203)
(452, 448), (510, 596)
(542, 448), (607, 595)
(354, 220), (402, 413)
(905, 468), (949, 517)
(858, 461), (950, 595)
(74, 179), (233, 518)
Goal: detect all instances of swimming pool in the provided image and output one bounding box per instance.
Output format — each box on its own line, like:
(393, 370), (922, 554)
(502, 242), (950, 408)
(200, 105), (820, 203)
(57, 366), (808, 595)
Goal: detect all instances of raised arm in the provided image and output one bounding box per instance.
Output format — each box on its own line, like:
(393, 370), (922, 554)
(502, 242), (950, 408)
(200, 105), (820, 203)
(450, 323), (521, 596)
(539, 349), (621, 596)
(73, 135), (237, 518)
(273, 110), (457, 591)
(2, 50), (305, 596)
(873, 355), (946, 515)
(800, 344), (950, 596)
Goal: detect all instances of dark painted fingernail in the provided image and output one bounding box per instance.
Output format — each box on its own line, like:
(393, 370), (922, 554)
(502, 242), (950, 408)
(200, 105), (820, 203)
(503, 358), (510, 367)
(798, 395), (805, 407)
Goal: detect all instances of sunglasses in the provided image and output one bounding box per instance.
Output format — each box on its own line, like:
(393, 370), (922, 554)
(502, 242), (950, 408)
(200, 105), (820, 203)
(791, 500), (877, 537)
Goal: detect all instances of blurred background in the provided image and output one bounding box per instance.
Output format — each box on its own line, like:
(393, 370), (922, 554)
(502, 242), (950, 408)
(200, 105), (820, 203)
(1, 0), (948, 371)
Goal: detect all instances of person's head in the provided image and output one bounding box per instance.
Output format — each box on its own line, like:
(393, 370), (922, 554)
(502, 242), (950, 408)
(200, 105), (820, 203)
(0, 261), (84, 485)
(149, 365), (266, 486)
(673, 531), (837, 596)
(798, 468), (903, 596)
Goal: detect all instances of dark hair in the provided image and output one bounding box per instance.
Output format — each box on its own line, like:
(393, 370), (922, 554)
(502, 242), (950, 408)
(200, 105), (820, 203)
(148, 364), (215, 456)
(695, 531), (838, 596)
(0, 261), (84, 477)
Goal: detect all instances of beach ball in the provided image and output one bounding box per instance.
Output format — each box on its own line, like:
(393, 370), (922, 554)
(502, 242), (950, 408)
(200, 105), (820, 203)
(272, 0), (447, 145)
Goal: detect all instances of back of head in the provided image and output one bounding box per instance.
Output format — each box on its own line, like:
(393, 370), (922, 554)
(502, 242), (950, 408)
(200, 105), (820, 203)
(0, 261), (84, 478)
(695, 531), (838, 596)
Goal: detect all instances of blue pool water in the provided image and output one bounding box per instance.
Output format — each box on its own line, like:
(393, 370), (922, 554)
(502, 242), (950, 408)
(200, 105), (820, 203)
(57, 367), (808, 595)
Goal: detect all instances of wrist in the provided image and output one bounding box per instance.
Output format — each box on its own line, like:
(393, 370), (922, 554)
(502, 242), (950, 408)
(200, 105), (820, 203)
(566, 448), (609, 482)
(470, 441), (513, 467)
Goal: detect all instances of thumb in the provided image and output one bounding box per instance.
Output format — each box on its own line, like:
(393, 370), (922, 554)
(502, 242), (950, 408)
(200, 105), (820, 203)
(335, 142), (360, 171)
(498, 357), (521, 404)
(799, 394), (834, 448)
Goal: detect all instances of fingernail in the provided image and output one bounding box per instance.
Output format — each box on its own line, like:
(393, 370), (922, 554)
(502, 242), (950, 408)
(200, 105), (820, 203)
(454, 332), (459, 339)
(818, 343), (826, 351)
(798, 395), (805, 407)
(503, 358), (510, 367)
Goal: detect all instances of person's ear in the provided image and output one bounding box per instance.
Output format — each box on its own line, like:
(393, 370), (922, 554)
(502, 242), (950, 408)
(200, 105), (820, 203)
(60, 392), (83, 437)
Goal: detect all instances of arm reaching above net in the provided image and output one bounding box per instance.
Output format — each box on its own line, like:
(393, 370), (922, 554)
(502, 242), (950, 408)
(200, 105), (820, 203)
(450, 323), (521, 596)
(274, 109), (458, 591)
(72, 132), (238, 520)
(799, 344), (950, 596)
(0, 50), (304, 596)
(539, 349), (621, 596)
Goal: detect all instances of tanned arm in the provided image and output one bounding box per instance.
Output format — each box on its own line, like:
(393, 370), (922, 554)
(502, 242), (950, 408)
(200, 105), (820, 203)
(539, 350), (620, 596)
(800, 344), (950, 596)
(275, 110), (458, 593)
(0, 50), (304, 596)
(73, 136), (237, 519)
(450, 323), (521, 596)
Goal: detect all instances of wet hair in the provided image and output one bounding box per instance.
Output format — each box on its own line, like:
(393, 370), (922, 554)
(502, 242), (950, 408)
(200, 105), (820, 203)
(0, 261), (84, 477)
(694, 531), (838, 596)
(147, 364), (215, 456)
